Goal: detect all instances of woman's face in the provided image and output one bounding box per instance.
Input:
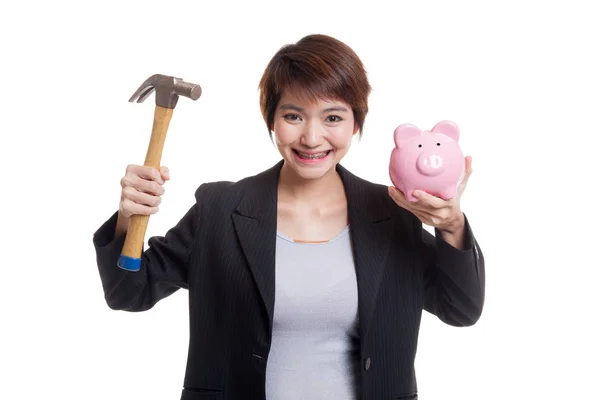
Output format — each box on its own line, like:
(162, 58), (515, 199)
(272, 88), (358, 181)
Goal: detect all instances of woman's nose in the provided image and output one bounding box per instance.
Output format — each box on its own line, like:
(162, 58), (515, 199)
(300, 121), (323, 147)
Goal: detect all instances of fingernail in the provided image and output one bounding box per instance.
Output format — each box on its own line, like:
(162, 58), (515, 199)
(413, 191), (420, 197)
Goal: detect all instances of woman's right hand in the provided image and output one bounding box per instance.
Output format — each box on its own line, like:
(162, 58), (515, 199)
(118, 164), (171, 219)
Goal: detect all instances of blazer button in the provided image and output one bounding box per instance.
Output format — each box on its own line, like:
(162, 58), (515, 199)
(364, 357), (371, 371)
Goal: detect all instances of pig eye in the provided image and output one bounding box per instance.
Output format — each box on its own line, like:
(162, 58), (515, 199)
(418, 144), (422, 148)
(437, 143), (440, 146)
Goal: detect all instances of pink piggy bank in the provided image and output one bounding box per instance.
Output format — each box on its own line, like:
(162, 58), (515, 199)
(389, 120), (465, 202)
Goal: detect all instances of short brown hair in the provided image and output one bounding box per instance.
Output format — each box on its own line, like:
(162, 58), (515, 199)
(258, 34), (372, 138)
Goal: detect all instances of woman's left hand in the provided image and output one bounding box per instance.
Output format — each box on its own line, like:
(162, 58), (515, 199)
(388, 156), (473, 236)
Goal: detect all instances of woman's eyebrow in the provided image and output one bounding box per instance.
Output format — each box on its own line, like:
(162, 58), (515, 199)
(322, 106), (349, 113)
(279, 104), (303, 112)
(279, 104), (349, 113)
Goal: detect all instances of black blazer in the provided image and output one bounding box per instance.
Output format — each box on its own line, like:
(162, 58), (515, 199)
(93, 160), (485, 400)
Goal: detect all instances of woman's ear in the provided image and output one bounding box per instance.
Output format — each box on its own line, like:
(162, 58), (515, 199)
(353, 123), (360, 135)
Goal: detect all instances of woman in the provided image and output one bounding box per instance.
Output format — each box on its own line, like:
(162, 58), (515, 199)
(93, 34), (485, 400)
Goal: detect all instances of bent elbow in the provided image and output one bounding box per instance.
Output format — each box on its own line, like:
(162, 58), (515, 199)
(435, 291), (485, 327)
(104, 293), (132, 311)
(104, 290), (153, 312)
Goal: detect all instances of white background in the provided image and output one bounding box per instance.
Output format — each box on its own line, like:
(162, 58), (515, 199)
(2, 0), (599, 399)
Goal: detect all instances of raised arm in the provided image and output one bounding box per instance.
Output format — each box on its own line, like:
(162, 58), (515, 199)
(92, 179), (205, 312)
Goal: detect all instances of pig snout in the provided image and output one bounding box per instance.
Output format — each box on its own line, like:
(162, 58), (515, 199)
(416, 153), (444, 176)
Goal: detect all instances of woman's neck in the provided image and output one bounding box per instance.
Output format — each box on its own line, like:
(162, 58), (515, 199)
(278, 162), (345, 207)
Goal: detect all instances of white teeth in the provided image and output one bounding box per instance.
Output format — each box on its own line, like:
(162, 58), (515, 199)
(297, 151), (329, 159)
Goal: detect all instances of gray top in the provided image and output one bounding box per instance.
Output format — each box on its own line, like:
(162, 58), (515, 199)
(265, 226), (361, 399)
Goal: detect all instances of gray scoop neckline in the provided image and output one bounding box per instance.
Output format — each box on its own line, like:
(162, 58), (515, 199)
(276, 225), (350, 245)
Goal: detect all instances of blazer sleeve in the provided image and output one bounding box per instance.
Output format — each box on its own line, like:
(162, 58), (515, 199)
(92, 184), (205, 312)
(418, 213), (485, 326)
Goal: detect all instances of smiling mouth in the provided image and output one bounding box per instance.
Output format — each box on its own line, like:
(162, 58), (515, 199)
(293, 149), (332, 160)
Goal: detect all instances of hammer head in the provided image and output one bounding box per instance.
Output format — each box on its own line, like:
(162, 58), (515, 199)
(129, 74), (202, 109)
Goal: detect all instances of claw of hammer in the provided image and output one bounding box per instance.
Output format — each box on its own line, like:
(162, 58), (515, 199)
(128, 73), (202, 109)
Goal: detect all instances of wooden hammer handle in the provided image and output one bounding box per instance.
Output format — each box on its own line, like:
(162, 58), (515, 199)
(117, 106), (174, 271)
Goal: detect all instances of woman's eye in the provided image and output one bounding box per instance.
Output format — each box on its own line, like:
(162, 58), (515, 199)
(327, 115), (342, 123)
(284, 114), (301, 121)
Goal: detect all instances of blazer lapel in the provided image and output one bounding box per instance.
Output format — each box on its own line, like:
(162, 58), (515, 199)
(337, 164), (393, 340)
(231, 161), (282, 333)
(231, 160), (393, 342)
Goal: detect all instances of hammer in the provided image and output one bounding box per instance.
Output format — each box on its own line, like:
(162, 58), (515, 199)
(117, 74), (202, 272)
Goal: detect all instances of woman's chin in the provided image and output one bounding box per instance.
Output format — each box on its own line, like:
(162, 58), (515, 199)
(283, 157), (335, 180)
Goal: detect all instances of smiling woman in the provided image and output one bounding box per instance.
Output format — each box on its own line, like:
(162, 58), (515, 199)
(258, 34), (371, 138)
(257, 35), (370, 186)
(93, 33), (485, 400)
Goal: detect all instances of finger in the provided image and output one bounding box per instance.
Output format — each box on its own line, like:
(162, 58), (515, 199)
(131, 175), (166, 196)
(458, 155), (473, 194)
(122, 186), (162, 207)
(388, 187), (431, 221)
(130, 165), (165, 185)
(412, 190), (447, 209)
(463, 155), (473, 181)
(388, 186), (412, 209)
(121, 197), (159, 216)
(160, 165), (171, 181)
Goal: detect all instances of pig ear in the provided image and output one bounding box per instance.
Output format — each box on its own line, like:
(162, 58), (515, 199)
(431, 120), (460, 141)
(394, 124), (422, 147)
